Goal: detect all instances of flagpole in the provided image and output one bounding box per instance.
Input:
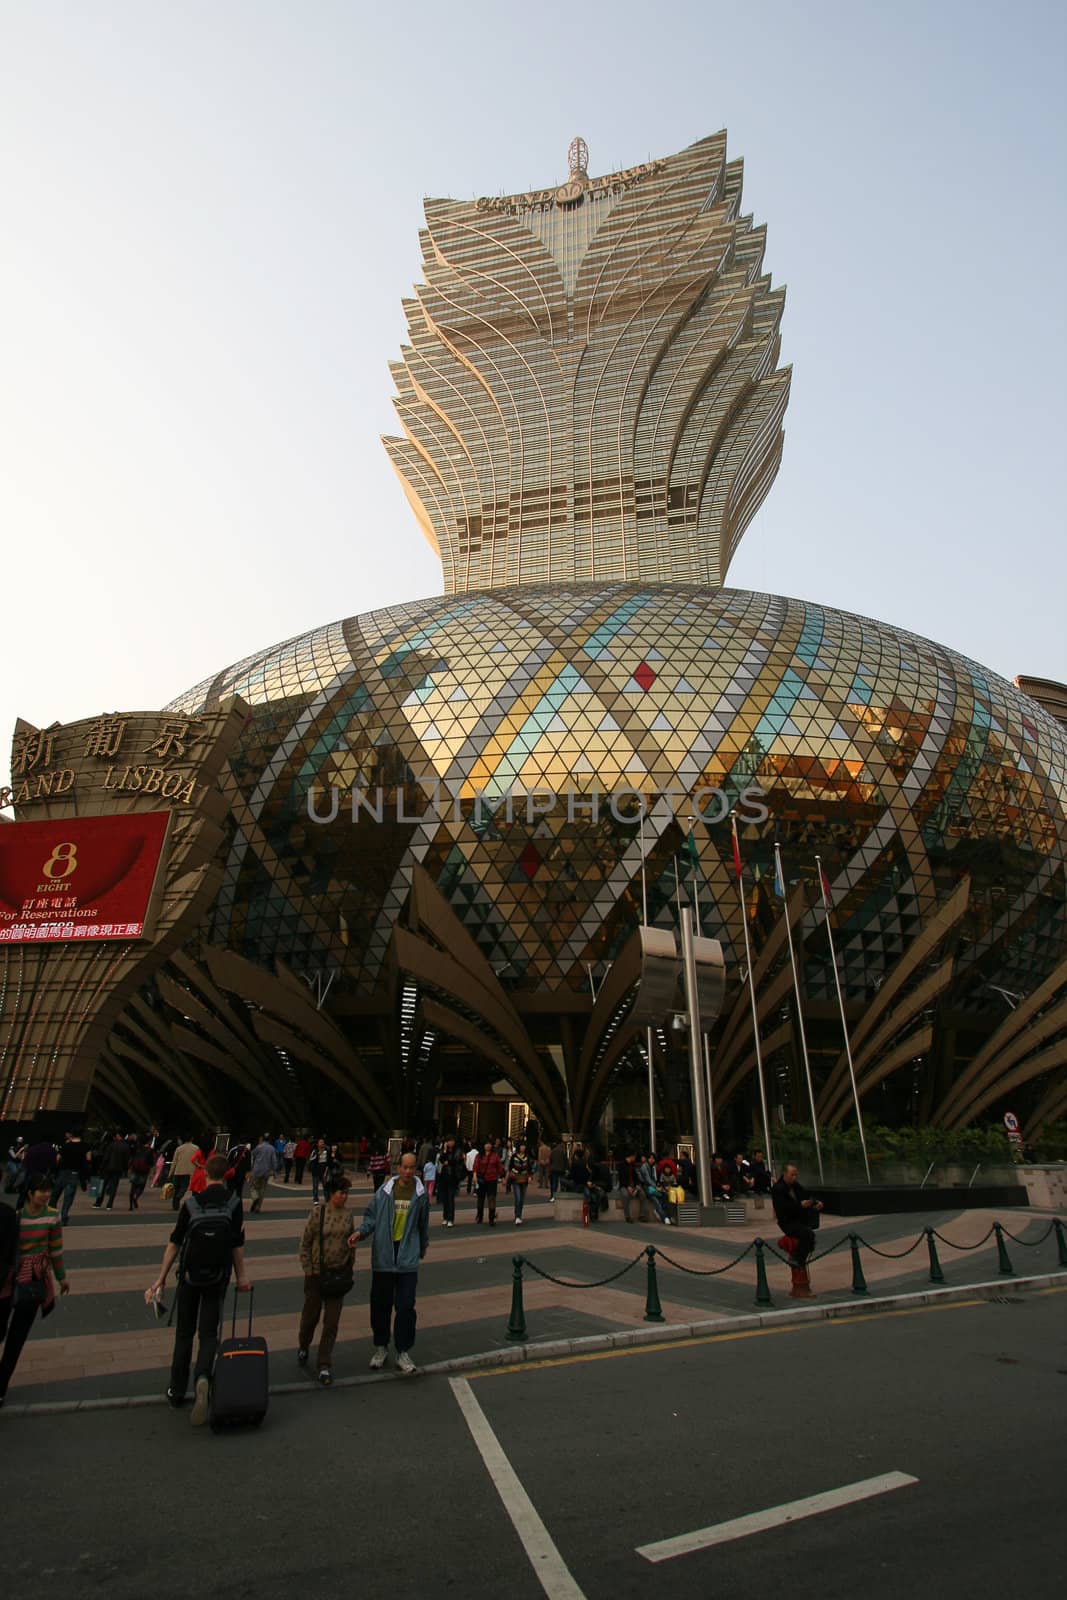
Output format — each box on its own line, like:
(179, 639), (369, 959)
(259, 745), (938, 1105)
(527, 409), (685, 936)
(702, 1036), (716, 1155)
(688, 821), (717, 1154)
(775, 843), (823, 1182)
(815, 854), (871, 1185)
(638, 810), (656, 1157)
(732, 813), (773, 1172)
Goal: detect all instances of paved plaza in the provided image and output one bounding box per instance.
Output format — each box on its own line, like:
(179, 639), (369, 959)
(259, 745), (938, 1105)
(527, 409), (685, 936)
(3, 1176), (1064, 1411)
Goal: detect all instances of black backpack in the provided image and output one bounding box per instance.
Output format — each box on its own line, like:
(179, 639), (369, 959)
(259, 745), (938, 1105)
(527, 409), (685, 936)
(179, 1192), (239, 1289)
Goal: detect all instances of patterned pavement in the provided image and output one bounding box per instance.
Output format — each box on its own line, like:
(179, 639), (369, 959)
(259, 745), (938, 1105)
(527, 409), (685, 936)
(3, 1175), (1063, 1409)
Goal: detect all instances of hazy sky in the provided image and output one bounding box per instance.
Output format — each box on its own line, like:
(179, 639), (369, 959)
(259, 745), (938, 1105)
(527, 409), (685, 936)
(2, 0), (1064, 784)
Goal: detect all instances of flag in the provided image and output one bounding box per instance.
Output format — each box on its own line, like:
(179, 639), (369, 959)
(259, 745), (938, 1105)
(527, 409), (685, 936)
(731, 823), (743, 882)
(773, 850), (785, 899)
(684, 828), (700, 871)
(817, 860), (833, 908)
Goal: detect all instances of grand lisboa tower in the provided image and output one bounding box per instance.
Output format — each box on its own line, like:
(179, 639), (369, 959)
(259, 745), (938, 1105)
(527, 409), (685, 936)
(5, 134), (1066, 1144)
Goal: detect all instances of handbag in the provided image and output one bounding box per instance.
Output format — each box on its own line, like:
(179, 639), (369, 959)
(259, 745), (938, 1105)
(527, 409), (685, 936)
(14, 1275), (48, 1307)
(317, 1206), (355, 1298)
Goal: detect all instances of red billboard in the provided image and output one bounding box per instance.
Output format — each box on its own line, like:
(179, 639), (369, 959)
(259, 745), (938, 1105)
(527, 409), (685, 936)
(0, 811), (170, 944)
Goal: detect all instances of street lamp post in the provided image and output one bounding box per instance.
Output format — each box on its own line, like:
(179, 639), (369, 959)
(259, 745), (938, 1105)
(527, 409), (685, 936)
(680, 906), (713, 1209)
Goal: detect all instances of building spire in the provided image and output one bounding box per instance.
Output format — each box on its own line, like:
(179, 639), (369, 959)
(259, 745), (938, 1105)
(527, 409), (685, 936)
(567, 135), (589, 177)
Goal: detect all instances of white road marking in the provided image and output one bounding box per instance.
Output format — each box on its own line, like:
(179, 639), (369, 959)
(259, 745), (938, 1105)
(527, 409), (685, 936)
(449, 1376), (587, 1600)
(636, 1470), (919, 1562)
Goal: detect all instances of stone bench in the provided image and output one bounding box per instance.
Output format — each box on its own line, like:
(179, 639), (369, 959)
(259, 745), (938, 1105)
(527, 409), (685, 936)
(613, 1192), (662, 1223)
(552, 1190), (620, 1223)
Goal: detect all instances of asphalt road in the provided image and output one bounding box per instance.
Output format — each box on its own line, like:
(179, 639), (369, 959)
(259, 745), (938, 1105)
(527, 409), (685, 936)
(4, 1286), (1065, 1599)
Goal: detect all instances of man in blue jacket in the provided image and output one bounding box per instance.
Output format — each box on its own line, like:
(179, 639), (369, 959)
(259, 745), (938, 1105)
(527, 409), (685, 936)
(349, 1150), (429, 1376)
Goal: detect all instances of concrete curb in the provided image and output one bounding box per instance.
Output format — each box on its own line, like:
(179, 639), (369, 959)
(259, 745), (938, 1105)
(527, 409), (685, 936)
(2, 1268), (1064, 1419)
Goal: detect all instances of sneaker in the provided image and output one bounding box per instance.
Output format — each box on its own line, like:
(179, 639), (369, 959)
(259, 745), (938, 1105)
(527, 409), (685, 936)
(318, 1368), (332, 1387)
(549, 1195), (555, 1202)
(166, 1387), (184, 1409)
(515, 1216), (523, 1225)
(190, 1374), (210, 1426)
(297, 1347), (309, 1366)
(396, 1350), (417, 1376)
(663, 1216), (672, 1225)
(369, 1346), (389, 1370)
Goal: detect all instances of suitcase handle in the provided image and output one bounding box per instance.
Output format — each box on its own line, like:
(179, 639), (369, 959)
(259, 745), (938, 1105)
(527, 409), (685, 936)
(231, 1281), (254, 1339)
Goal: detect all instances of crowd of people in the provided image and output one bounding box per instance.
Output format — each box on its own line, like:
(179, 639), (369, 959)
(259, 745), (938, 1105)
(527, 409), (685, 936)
(1, 1121), (821, 1413)
(2, 1130), (355, 1221)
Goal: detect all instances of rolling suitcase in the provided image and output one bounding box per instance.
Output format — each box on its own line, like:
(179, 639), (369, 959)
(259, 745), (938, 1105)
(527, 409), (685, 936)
(210, 1284), (269, 1430)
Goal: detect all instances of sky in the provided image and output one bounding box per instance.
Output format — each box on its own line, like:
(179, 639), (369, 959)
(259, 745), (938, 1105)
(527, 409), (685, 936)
(2, 0), (1065, 787)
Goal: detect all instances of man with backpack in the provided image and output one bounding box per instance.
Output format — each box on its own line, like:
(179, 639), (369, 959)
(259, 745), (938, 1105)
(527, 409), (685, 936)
(146, 1153), (251, 1425)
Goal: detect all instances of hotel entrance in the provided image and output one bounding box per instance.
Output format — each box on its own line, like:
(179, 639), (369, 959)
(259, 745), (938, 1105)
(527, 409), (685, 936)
(436, 1098), (530, 1145)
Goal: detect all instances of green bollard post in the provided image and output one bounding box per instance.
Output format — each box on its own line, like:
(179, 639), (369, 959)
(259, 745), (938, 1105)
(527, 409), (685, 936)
(505, 1255), (528, 1342)
(925, 1228), (945, 1284)
(644, 1245), (665, 1322)
(994, 1222), (1014, 1276)
(1054, 1218), (1067, 1268)
(754, 1239), (773, 1307)
(849, 1233), (868, 1294)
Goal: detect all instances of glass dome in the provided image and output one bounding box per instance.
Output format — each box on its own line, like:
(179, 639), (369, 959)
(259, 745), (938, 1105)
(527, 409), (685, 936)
(168, 582), (1067, 1006)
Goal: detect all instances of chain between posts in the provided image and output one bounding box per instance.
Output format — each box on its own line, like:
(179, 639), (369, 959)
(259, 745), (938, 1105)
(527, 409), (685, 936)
(654, 1240), (756, 1275)
(997, 1220), (1056, 1247)
(516, 1220), (1064, 1276)
(928, 1224), (996, 1252)
(503, 1217), (1067, 1341)
(855, 1233), (926, 1260)
(809, 1236), (850, 1264)
(522, 1252), (645, 1289)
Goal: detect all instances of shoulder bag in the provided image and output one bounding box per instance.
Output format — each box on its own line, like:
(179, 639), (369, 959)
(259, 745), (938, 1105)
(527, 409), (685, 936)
(317, 1205), (355, 1298)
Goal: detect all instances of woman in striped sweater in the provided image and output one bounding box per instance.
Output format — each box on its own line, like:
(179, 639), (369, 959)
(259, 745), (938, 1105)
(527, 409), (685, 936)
(0, 1172), (71, 1406)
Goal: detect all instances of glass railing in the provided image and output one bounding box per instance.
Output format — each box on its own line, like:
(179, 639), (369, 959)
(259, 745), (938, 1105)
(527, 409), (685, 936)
(786, 1156), (1035, 1189)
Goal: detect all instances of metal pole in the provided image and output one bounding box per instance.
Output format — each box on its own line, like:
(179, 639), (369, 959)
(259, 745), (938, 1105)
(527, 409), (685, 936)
(638, 811), (655, 1157)
(646, 1026), (657, 1160)
(702, 1034), (717, 1157)
(775, 843), (822, 1182)
(690, 823), (717, 1155)
(815, 854), (871, 1185)
(680, 906), (712, 1208)
(733, 814), (773, 1173)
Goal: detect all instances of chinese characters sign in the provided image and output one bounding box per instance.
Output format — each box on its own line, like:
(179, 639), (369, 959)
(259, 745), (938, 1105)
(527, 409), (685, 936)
(0, 812), (170, 944)
(3, 713), (206, 812)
